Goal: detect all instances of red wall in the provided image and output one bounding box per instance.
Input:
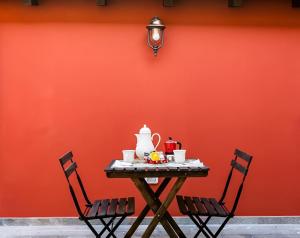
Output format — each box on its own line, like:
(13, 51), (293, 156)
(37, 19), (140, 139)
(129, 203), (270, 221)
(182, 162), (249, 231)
(1, 0), (300, 217)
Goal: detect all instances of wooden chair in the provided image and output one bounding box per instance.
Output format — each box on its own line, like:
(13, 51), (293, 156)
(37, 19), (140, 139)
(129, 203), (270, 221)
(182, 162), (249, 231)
(176, 149), (253, 238)
(59, 151), (135, 238)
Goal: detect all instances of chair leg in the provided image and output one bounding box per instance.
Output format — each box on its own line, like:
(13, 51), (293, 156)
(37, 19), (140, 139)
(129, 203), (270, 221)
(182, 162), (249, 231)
(106, 216), (126, 238)
(194, 216), (212, 237)
(83, 219), (101, 237)
(214, 216), (231, 237)
(194, 215), (215, 237)
(99, 218), (117, 238)
(192, 215), (232, 238)
(188, 215), (211, 238)
(194, 229), (202, 238)
(98, 217), (116, 237)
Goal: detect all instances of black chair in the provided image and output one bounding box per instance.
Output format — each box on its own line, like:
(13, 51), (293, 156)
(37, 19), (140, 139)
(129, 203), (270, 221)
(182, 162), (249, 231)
(176, 149), (253, 238)
(59, 151), (135, 238)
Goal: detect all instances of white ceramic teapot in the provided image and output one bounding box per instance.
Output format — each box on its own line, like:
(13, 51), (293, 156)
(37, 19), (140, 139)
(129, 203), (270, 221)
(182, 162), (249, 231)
(135, 125), (161, 159)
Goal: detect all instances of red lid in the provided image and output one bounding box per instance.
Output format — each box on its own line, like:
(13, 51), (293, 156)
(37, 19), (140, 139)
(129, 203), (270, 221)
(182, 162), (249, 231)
(165, 137), (177, 144)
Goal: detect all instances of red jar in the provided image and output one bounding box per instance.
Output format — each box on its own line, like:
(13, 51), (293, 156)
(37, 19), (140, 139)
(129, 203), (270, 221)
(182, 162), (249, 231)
(164, 137), (182, 155)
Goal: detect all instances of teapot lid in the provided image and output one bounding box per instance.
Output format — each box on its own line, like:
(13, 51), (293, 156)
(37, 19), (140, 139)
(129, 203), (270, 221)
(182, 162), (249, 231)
(139, 124), (151, 134)
(166, 137), (176, 143)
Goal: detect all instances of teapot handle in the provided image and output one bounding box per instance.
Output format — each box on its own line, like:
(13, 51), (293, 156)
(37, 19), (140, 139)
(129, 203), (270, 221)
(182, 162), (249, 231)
(152, 133), (161, 150)
(177, 141), (182, 150)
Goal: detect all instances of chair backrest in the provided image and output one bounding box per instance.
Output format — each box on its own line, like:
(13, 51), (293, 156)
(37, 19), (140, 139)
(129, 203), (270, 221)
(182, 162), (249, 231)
(59, 151), (91, 218)
(219, 149), (253, 216)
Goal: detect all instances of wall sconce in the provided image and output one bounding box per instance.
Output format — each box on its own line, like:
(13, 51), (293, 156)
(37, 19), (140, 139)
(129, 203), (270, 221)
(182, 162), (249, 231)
(146, 17), (166, 56)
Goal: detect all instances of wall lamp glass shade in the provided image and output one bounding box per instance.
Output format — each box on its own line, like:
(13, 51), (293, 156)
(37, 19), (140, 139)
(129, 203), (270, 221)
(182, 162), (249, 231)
(146, 17), (166, 56)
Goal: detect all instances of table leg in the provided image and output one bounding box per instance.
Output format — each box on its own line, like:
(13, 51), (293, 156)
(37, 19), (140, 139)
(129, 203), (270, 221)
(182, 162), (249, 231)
(136, 178), (187, 238)
(142, 177), (187, 238)
(163, 212), (186, 238)
(124, 178), (171, 238)
(131, 177), (179, 238)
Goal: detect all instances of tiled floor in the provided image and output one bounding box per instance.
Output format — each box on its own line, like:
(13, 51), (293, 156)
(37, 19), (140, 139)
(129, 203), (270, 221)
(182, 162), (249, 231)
(1, 224), (300, 237)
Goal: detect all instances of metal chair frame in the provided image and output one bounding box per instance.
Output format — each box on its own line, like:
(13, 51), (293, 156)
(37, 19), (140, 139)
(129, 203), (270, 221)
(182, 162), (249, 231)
(59, 151), (134, 238)
(177, 149), (253, 238)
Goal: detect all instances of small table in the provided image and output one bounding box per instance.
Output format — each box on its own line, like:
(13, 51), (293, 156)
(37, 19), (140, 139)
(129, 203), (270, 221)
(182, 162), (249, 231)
(105, 160), (209, 238)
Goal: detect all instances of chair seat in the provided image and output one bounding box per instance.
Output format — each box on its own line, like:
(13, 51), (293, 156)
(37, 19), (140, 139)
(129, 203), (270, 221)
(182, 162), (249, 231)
(176, 196), (229, 217)
(85, 197), (135, 219)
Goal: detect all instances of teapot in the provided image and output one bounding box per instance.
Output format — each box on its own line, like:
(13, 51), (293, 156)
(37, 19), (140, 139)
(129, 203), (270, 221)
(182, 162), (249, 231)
(164, 137), (182, 155)
(135, 125), (161, 159)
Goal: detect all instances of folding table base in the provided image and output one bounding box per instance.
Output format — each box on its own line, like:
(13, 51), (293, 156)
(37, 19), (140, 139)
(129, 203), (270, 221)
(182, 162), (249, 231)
(125, 177), (187, 238)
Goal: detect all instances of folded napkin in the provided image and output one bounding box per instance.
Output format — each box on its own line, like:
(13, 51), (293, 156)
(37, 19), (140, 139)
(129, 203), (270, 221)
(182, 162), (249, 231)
(113, 160), (134, 167)
(167, 159), (204, 168)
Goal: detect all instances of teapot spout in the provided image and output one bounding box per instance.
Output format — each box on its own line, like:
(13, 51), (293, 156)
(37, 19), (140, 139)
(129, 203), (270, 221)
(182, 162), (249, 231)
(135, 133), (140, 138)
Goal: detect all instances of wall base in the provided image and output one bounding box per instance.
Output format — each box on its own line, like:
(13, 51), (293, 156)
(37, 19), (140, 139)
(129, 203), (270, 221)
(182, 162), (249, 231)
(1, 216), (299, 226)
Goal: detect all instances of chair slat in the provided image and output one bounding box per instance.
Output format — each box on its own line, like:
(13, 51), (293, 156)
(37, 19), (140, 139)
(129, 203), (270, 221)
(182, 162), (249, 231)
(201, 198), (218, 216)
(127, 197), (135, 215)
(107, 199), (118, 216)
(209, 198), (228, 217)
(176, 196), (188, 214)
(184, 196), (198, 214)
(231, 160), (247, 175)
(192, 197), (207, 214)
(59, 151), (73, 166)
(65, 162), (77, 178)
(117, 198), (127, 215)
(235, 149), (252, 162)
(98, 199), (110, 216)
(87, 200), (101, 218)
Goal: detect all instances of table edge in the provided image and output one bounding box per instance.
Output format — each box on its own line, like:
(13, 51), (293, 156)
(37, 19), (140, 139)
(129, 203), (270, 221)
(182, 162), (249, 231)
(104, 159), (210, 178)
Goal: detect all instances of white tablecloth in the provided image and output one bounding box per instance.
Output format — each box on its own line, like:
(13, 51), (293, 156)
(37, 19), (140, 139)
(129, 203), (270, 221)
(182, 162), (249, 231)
(111, 159), (205, 169)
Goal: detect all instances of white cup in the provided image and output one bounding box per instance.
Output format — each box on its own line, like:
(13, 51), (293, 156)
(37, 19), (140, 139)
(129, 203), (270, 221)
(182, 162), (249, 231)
(122, 150), (135, 162)
(173, 150), (186, 163)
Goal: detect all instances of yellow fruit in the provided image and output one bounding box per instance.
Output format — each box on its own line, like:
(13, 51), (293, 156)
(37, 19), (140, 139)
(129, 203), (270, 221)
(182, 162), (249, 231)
(150, 152), (160, 161)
